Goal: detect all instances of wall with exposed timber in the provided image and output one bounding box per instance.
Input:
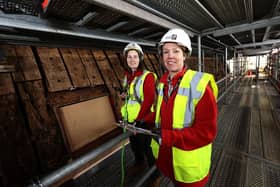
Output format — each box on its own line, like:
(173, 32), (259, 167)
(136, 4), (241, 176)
(0, 44), (225, 187)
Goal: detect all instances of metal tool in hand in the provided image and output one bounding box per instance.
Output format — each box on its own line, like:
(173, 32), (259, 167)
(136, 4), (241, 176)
(115, 121), (160, 137)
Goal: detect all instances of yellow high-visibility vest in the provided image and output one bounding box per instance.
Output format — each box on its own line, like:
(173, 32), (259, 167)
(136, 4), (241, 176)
(151, 69), (218, 183)
(121, 70), (157, 123)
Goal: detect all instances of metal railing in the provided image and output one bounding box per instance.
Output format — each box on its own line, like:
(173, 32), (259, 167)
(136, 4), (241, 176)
(269, 76), (280, 93)
(28, 131), (132, 187)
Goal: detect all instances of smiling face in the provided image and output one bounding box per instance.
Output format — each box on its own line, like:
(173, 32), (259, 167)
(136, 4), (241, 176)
(126, 50), (140, 71)
(162, 42), (186, 78)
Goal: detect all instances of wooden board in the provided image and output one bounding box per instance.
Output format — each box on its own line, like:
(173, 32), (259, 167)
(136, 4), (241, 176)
(48, 86), (107, 107)
(92, 50), (122, 119)
(77, 49), (104, 86)
(105, 50), (125, 83)
(37, 47), (72, 92)
(1, 45), (24, 81)
(187, 56), (199, 71)
(14, 46), (41, 81)
(58, 96), (117, 152)
(60, 48), (91, 88)
(0, 73), (15, 96)
(17, 80), (68, 170)
(0, 94), (38, 186)
(143, 54), (156, 73)
(147, 53), (161, 77)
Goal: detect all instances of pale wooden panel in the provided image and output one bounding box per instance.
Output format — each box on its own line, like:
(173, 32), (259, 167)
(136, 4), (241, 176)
(77, 49), (104, 86)
(58, 96), (117, 152)
(15, 46), (41, 81)
(60, 48), (91, 88)
(37, 47), (72, 92)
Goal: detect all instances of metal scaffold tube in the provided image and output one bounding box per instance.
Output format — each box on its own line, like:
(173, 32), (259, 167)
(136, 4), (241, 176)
(28, 131), (132, 187)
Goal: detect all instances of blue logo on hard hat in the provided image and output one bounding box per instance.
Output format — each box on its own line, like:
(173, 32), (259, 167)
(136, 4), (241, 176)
(171, 34), (177, 40)
(165, 34), (177, 40)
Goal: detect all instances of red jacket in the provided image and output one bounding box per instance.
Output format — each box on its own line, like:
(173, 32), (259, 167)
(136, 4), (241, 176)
(125, 69), (156, 124)
(156, 68), (218, 187)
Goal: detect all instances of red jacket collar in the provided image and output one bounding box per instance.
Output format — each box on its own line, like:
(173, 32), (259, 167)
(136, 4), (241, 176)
(160, 67), (187, 86)
(125, 69), (143, 83)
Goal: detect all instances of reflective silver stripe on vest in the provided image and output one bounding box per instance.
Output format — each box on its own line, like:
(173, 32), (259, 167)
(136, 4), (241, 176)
(127, 100), (139, 104)
(134, 78), (143, 101)
(155, 123), (160, 128)
(155, 84), (163, 128)
(158, 85), (164, 96)
(177, 72), (203, 127)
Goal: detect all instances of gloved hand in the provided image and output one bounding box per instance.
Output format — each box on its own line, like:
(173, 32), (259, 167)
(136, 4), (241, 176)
(151, 128), (162, 144)
(135, 120), (146, 129)
(151, 128), (161, 137)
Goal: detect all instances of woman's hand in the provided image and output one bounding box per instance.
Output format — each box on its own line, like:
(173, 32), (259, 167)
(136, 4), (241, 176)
(119, 92), (127, 100)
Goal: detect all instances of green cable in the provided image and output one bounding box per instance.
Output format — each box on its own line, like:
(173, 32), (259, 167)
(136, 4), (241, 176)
(121, 85), (129, 187)
(120, 127), (126, 187)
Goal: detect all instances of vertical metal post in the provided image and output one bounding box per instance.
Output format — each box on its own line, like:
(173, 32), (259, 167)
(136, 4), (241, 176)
(240, 56), (243, 75)
(225, 47), (228, 104)
(215, 53), (218, 74)
(237, 53), (240, 76)
(245, 56), (247, 75)
(233, 51), (236, 90)
(198, 35), (202, 72)
(202, 49), (205, 72)
(276, 49), (279, 81)
(256, 55), (260, 83)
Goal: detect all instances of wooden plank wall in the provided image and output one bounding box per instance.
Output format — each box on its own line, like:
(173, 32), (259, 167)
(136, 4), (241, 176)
(0, 44), (223, 187)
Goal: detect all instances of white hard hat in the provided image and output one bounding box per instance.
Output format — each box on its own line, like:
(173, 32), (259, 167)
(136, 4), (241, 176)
(123, 43), (144, 60)
(158, 28), (192, 56)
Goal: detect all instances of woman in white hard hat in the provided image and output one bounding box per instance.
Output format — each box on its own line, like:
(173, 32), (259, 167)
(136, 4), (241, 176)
(150, 29), (218, 187)
(120, 42), (158, 175)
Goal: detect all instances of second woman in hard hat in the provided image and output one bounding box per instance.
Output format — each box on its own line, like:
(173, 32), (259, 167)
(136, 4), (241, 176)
(120, 43), (158, 176)
(150, 28), (218, 187)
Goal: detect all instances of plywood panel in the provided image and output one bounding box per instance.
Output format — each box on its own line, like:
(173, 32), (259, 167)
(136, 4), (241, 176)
(77, 49), (104, 86)
(37, 47), (72, 92)
(58, 96), (117, 152)
(15, 46), (41, 81)
(60, 48), (90, 88)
